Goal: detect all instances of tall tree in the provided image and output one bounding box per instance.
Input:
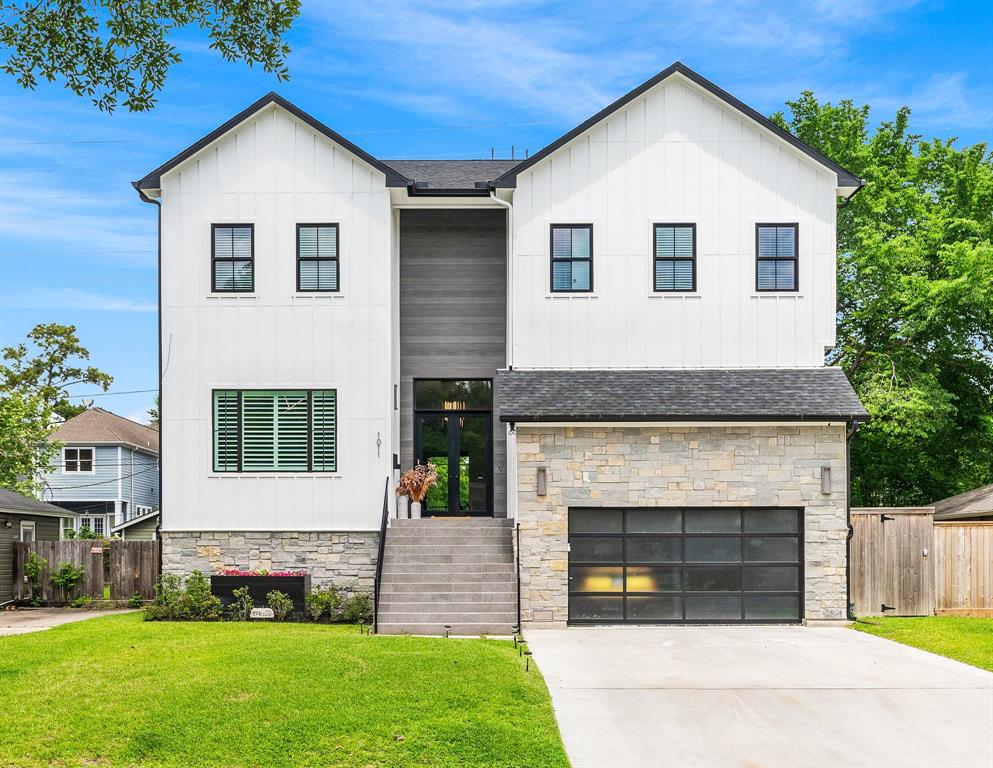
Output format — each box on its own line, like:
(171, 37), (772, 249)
(773, 96), (993, 506)
(1, 323), (113, 420)
(0, 390), (54, 495)
(0, 0), (301, 112)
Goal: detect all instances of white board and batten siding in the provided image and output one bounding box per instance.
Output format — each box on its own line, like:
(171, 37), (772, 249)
(511, 74), (839, 370)
(159, 105), (393, 532)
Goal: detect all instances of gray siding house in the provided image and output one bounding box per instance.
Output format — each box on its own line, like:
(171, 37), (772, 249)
(0, 489), (71, 604)
(41, 408), (160, 539)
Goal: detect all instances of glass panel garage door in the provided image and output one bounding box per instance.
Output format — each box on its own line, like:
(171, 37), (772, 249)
(568, 508), (803, 624)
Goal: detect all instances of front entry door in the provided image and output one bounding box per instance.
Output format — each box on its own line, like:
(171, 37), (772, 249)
(413, 380), (493, 516)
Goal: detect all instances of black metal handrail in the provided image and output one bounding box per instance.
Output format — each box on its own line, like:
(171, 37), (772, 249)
(373, 477), (390, 634)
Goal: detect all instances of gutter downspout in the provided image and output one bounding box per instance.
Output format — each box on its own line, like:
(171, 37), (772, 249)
(489, 189), (516, 523)
(134, 184), (163, 568)
(846, 420), (860, 620)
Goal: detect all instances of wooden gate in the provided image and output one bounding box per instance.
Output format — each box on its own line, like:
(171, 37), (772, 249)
(13, 540), (160, 602)
(851, 508), (935, 616)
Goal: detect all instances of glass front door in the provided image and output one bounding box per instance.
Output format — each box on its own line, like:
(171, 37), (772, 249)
(413, 380), (493, 516)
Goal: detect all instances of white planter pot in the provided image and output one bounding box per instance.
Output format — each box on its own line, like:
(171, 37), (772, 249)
(410, 501), (422, 519)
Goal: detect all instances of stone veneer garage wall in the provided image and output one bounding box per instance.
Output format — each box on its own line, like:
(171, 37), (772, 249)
(514, 425), (848, 627)
(161, 531), (379, 592)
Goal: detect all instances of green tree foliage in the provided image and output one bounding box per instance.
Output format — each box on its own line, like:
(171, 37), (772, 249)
(0, 389), (54, 495)
(1, 323), (112, 421)
(0, 0), (301, 113)
(773, 95), (993, 505)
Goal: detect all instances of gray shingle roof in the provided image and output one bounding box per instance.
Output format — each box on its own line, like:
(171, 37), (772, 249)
(932, 483), (993, 520)
(497, 368), (868, 423)
(384, 160), (520, 191)
(0, 488), (73, 517)
(51, 408), (159, 454)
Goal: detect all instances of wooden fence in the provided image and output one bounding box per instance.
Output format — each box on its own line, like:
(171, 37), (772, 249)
(13, 540), (159, 602)
(851, 509), (992, 617)
(933, 522), (993, 616)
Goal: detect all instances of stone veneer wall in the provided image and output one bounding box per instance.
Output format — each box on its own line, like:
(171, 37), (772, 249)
(515, 425), (848, 628)
(161, 531), (379, 592)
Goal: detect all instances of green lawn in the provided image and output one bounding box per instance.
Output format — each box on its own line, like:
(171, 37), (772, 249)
(852, 615), (993, 671)
(0, 613), (568, 768)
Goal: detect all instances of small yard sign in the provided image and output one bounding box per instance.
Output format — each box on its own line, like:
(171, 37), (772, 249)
(249, 607), (274, 620)
(90, 546), (103, 554)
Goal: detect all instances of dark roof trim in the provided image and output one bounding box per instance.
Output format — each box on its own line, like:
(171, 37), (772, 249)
(134, 92), (411, 191)
(503, 413), (868, 424)
(492, 62), (862, 192)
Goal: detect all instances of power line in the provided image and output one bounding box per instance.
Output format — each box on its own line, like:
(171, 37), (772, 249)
(44, 464), (159, 490)
(0, 139), (135, 146)
(73, 388), (158, 397)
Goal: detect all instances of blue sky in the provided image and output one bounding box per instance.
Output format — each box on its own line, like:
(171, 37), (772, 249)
(1, 0), (991, 423)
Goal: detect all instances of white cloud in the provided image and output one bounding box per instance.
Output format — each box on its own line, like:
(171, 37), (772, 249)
(0, 288), (156, 313)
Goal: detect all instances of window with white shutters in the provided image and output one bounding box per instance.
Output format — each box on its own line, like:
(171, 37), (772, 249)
(654, 224), (696, 292)
(212, 224), (254, 292)
(297, 224), (340, 292)
(550, 224), (593, 292)
(756, 224), (798, 292)
(212, 390), (337, 473)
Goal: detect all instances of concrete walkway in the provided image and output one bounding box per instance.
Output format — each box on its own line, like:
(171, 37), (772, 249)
(0, 608), (133, 636)
(526, 625), (993, 768)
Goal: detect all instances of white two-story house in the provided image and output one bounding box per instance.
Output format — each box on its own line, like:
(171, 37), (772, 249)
(134, 62), (867, 632)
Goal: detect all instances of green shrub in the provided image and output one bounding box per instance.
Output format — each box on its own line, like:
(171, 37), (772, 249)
(127, 593), (144, 609)
(340, 592), (373, 624)
(144, 571), (222, 621)
(23, 552), (47, 606)
(68, 596), (91, 609)
(266, 590), (293, 621)
(305, 586), (343, 622)
(229, 586), (253, 621)
(52, 562), (86, 603)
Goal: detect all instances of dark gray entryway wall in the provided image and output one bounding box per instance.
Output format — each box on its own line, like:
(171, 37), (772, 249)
(399, 208), (508, 517)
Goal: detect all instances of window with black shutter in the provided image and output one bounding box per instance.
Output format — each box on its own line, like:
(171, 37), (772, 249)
(550, 224), (593, 292)
(212, 224), (254, 292)
(654, 224), (696, 292)
(297, 224), (340, 292)
(756, 224), (798, 291)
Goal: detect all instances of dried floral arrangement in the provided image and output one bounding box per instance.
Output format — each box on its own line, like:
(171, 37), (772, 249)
(396, 462), (439, 503)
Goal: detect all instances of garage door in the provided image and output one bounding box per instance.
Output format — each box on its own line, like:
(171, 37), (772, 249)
(568, 507), (803, 624)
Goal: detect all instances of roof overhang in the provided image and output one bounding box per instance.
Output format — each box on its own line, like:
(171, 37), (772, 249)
(111, 510), (160, 533)
(492, 62), (863, 197)
(132, 92), (411, 196)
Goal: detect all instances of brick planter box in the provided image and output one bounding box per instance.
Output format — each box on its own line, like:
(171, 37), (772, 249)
(210, 574), (311, 617)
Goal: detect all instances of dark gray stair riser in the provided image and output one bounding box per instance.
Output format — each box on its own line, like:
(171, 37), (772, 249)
(377, 623), (515, 636)
(380, 582), (515, 595)
(378, 612), (516, 623)
(381, 564), (514, 575)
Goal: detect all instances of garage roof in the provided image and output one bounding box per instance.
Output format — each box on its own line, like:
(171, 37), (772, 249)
(497, 367), (868, 423)
(0, 488), (73, 518)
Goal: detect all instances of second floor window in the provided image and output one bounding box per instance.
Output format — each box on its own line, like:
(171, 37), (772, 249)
(654, 224), (696, 292)
(212, 224), (254, 293)
(297, 224), (340, 292)
(63, 447), (93, 473)
(550, 224), (593, 292)
(213, 389), (337, 473)
(756, 224), (798, 291)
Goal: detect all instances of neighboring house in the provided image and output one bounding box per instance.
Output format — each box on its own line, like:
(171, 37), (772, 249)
(932, 484), (993, 522)
(134, 62), (867, 631)
(0, 488), (72, 605)
(41, 408), (159, 539)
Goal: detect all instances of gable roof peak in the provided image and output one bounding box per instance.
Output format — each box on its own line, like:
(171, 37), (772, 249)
(493, 61), (862, 193)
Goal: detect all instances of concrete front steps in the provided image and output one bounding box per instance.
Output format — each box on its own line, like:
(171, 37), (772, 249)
(376, 517), (517, 636)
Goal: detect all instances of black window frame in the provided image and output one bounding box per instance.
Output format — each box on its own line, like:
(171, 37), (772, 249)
(211, 389), (337, 473)
(63, 447), (94, 473)
(211, 223), (255, 294)
(755, 223), (799, 293)
(653, 223), (697, 293)
(549, 223), (594, 293)
(296, 223), (341, 293)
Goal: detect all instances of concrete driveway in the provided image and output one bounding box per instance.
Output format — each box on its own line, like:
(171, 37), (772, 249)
(527, 626), (993, 768)
(0, 608), (133, 636)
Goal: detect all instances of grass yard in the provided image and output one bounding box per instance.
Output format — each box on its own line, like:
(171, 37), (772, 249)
(852, 615), (993, 671)
(0, 613), (568, 768)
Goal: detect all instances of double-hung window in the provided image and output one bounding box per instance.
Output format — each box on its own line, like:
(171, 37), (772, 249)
(756, 224), (799, 291)
(297, 224), (340, 292)
(213, 389), (337, 472)
(212, 224), (254, 292)
(653, 224), (696, 292)
(550, 224), (593, 292)
(63, 447), (94, 473)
